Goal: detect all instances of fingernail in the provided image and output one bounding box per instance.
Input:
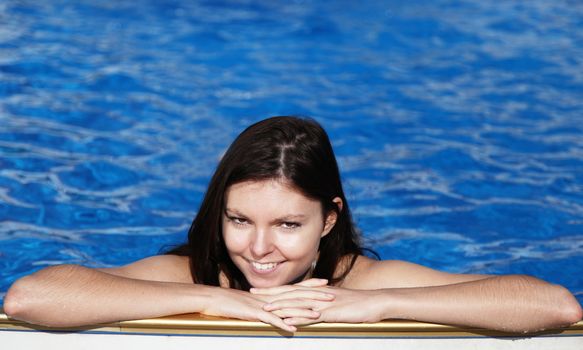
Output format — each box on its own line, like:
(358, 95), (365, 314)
(263, 303), (272, 310)
(325, 293), (335, 298)
(249, 288), (256, 292)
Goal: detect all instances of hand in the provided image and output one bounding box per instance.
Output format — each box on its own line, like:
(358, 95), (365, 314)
(199, 279), (333, 333)
(250, 284), (385, 327)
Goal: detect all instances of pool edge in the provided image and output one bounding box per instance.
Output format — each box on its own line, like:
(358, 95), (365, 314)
(1, 307), (582, 338)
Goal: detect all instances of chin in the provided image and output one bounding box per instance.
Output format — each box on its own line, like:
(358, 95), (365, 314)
(246, 275), (286, 288)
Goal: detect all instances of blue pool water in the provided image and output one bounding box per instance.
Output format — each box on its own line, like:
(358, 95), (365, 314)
(1, 0), (582, 306)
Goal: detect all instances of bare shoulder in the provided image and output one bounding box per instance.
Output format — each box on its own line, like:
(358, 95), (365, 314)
(341, 256), (491, 289)
(97, 255), (193, 284)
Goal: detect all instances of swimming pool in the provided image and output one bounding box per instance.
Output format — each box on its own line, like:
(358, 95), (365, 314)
(0, 0), (582, 307)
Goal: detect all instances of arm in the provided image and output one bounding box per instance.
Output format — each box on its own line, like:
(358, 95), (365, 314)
(374, 274), (582, 333)
(253, 258), (582, 333)
(4, 265), (211, 327)
(4, 256), (208, 327)
(358, 259), (582, 332)
(3, 256), (296, 331)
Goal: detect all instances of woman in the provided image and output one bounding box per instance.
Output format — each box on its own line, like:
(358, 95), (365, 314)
(4, 116), (582, 333)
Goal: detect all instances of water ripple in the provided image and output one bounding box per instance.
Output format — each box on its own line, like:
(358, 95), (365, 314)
(1, 0), (582, 303)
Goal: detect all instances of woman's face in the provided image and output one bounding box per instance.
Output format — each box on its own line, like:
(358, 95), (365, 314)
(222, 179), (337, 288)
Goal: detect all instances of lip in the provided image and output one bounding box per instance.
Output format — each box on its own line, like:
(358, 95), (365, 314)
(248, 260), (283, 275)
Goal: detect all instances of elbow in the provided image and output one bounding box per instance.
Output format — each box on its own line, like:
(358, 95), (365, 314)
(4, 265), (81, 326)
(566, 303), (583, 325)
(505, 275), (581, 332)
(555, 285), (582, 326)
(4, 277), (31, 321)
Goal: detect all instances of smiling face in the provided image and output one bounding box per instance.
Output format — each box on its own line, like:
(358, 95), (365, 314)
(222, 179), (338, 288)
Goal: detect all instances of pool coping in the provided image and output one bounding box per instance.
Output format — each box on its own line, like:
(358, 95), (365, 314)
(1, 308), (582, 338)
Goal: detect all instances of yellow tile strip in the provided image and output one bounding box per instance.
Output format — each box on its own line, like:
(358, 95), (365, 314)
(1, 309), (582, 338)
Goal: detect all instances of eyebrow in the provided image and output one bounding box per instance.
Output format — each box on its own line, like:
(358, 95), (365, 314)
(224, 208), (307, 221)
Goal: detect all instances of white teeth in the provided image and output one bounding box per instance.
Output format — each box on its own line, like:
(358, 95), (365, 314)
(251, 261), (278, 271)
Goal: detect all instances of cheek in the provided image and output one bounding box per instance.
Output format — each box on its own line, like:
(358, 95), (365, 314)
(223, 228), (248, 253)
(276, 233), (320, 259)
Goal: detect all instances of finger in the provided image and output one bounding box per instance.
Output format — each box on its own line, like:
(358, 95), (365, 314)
(270, 308), (321, 319)
(250, 285), (294, 295)
(284, 317), (320, 326)
(265, 290), (335, 302)
(250, 282), (329, 295)
(257, 311), (297, 333)
(294, 278), (328, 287)
(263, 298), (328, 311)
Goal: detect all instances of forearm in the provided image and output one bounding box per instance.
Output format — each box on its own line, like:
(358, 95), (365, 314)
(379, 275), (582, 333)
(4, 264), (213, 327)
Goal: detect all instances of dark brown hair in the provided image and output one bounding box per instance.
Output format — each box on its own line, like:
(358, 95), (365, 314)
(167, 116), (364, 290)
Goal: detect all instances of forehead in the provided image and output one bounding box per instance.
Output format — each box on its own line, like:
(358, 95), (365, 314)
(224, 180), (321, 215)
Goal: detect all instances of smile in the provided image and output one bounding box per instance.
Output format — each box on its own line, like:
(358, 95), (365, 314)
(250, 261), (280, 272)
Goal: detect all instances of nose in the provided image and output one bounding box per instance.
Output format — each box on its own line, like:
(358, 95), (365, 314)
(250, 227), (274, 258)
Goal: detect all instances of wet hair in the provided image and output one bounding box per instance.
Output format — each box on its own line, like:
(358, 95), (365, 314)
(167, 116), (365, 290)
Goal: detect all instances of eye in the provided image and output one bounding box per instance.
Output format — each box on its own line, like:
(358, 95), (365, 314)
(281, 221), (301, 230)
(227, 216), (249, 227)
